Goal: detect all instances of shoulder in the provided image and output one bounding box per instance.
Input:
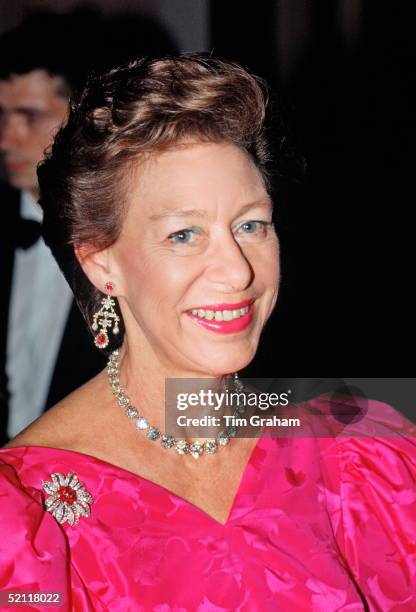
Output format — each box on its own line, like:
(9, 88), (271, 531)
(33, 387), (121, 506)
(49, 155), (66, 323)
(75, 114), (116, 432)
(314, 394), (416, 491)
(0, 446), (72, 595)
(2, 369), (135, 473)
(0, 445), (64, 540)
(325, 423), (416, 505)
(5, 369), (109, 452)
(315, 397), (416, 606)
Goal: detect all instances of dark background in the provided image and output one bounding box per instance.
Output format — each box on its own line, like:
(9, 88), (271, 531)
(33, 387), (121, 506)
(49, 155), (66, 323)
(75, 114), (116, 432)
(1, 0), (414, 377)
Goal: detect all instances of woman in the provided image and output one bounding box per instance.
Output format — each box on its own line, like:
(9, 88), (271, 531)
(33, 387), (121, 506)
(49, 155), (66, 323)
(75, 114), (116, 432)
(1, 55), (415, 610)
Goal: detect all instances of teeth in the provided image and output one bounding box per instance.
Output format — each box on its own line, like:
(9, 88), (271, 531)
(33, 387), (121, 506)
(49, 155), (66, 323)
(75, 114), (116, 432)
(189, 305), (250, 320)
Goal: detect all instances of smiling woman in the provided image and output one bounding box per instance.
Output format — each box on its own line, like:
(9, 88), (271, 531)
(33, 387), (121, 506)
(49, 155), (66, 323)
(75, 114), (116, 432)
(95, 140), (279, 375)
(0, 55), (415, 610)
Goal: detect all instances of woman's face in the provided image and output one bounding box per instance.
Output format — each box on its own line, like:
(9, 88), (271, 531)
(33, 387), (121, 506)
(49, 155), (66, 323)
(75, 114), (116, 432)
(111, 141), (280, 376)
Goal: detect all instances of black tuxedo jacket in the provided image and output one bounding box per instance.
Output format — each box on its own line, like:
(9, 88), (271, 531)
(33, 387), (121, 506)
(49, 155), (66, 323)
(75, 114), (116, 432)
(0, 184), (106, 445)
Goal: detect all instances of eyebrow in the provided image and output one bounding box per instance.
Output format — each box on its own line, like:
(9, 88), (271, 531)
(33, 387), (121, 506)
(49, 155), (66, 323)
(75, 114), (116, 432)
(0, 105), (47, 115)
(148, 199), (273, 221)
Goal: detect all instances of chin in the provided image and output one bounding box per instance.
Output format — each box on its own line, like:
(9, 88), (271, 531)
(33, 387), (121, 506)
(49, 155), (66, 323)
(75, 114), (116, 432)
(9, 175), (35, 192)
(198, 347), (257, 377)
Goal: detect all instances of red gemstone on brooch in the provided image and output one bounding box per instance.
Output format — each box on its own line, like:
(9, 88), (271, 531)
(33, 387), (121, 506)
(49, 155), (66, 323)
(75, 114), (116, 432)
(57, 485), (78, 504)
(41, 472), (93, 526)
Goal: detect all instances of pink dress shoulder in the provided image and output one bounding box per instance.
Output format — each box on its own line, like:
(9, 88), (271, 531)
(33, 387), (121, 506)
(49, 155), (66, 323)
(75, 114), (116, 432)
(0, 396), (415, 611)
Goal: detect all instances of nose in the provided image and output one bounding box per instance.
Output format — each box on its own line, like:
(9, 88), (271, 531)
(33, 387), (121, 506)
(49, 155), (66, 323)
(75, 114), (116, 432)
(206, 230), (254, 293)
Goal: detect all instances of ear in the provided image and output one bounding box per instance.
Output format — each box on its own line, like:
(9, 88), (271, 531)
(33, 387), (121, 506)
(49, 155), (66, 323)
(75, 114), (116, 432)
(74, 243), (118, 295)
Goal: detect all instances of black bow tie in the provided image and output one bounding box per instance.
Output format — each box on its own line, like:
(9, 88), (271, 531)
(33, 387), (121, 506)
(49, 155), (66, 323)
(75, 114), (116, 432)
(16, 218), (43, 250)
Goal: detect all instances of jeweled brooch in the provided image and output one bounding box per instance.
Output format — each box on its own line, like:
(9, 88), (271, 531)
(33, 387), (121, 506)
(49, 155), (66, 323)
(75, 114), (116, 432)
(41, 472), (93, 526)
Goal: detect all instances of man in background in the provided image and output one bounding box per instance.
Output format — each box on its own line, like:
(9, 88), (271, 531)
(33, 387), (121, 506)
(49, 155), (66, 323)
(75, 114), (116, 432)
(0, 12), (106, 444)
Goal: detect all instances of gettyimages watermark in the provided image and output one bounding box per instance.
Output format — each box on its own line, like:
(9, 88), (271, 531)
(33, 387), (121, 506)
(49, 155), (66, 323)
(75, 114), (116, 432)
(164, 378), (416, 440)
(175, 384), (299, 429)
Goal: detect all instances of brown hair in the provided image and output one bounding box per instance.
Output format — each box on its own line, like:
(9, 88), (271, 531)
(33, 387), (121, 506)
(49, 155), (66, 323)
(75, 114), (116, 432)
(37, 54), (272, 348)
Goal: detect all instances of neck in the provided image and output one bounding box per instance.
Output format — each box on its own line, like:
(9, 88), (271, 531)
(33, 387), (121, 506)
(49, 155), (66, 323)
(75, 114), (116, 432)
(28, 186), (39, 200)
(112, 339), (236, 440)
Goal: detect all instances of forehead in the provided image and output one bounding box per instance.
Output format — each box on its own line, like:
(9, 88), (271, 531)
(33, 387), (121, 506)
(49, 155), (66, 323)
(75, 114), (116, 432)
(129, 142), (269, 216)
(0, 69), (67, 108)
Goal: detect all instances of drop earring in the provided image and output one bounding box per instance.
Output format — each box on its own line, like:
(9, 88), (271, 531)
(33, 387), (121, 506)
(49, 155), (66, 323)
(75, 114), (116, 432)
(92, 281), (120, 349)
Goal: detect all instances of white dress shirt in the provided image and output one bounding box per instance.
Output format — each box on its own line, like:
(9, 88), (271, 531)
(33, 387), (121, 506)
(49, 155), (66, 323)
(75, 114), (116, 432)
(6, 190), (73, 438)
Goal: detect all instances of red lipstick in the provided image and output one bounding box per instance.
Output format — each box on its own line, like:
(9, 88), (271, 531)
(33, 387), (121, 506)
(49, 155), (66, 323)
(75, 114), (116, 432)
(184, 299), (255, 335)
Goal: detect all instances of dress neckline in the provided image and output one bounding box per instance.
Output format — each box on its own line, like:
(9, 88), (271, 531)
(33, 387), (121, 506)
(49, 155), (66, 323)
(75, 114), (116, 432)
(1, 428), (271, 527)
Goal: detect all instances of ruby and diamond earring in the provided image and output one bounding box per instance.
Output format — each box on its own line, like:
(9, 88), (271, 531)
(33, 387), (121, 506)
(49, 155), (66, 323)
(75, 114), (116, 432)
(92, 281), (120, 349)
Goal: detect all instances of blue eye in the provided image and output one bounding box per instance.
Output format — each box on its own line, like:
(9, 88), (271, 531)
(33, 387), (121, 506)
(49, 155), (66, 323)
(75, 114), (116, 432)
(168, 226), (202, 244)
(238, 220), (271, 234)
(241, 221), (259, 233)
(167, 221), (272, 246)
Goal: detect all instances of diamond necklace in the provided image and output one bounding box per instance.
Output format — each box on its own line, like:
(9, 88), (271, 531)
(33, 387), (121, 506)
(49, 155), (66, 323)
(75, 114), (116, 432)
(106, 349), (246, 459)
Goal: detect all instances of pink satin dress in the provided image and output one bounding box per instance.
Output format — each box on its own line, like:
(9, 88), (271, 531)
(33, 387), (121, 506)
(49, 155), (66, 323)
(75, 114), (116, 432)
(0, 396), (415, 611)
